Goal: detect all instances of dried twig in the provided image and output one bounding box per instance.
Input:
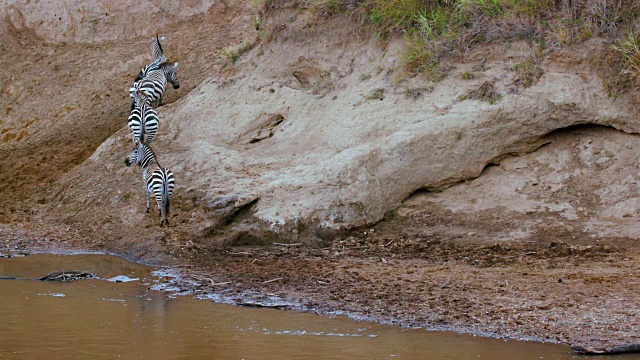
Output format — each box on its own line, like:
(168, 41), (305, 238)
(262, 277), (283, 284)
(238, 301), (288, 309)
(273, 242), (303, 247)
(229, 251), (252, 255)
(190, 274), (231, 286)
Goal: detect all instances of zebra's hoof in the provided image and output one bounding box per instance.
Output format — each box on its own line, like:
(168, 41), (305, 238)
(146, 209), (150, 213)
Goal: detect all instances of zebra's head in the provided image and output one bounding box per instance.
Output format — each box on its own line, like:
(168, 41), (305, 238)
(129, 82), (139, 100)
(124, 142), (143, 167)
(162, 62), (180, 89)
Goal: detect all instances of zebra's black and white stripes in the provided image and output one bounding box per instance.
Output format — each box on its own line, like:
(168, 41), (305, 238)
(134, 35), (167, 83)
(128, 91), (159, 144)
(124, 34), (179, 226)
(125, 141), (175, 226)
(130, 61), (180, 109)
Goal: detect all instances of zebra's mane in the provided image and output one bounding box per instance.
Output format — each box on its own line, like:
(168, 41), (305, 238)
(141, 143), (162, 168)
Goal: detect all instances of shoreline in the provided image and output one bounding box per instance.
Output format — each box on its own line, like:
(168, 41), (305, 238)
(4, 234), (638, 354)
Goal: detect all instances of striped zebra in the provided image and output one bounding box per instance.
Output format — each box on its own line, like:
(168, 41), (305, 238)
(130, 62), (180, 109)
(134, 35), (167, 83)
(124, 141), (175, 226)
(128, 91), (159, 144)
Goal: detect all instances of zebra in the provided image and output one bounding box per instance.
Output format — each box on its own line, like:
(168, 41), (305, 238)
(130, 61), (180, 109)
(134, 35), (167, 83)
(128, 91), (159, 144)
(124, 141), (175, 226)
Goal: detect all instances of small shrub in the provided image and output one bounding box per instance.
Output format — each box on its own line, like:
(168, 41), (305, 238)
(221, 38), (257, 63)
(459, 80), (501, 103)
(456, 0), (503, 19)
(510, 47), (544, 88)
(605, 30), (640, 91)
(402, 32), (445, 80)
(582, 0), (637, 35)
(404, 85), (434, 99)
(359, 72), (372, 81)
(460, 71), (475, 80)
(367, 0), (425, 32)
(363, 87), (384, 100)
(414, 7), (453, 39)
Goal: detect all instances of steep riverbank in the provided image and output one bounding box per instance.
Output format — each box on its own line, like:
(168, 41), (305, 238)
(2, 0), (640, 352)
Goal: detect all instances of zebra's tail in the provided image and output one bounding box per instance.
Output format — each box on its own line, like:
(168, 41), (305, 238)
(140, 125), (145, 144)
(154, 34), (167, 63)
(136, 89), (148, 104)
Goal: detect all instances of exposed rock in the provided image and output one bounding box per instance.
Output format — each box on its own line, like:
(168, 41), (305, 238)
(39, 270), (95, 282)
(48, 18), (639, 249)
(0, 0), (216, 43)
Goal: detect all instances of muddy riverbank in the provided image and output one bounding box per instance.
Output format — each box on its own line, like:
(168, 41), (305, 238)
(3, 201), (640, 354)
(2, 253), (592, 359)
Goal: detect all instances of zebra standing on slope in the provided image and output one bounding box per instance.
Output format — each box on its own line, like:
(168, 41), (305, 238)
(130, 35), (169, 111)
(125, 141), (175, 226)
(130, 61), (180, 109)
(128, 91), (159, 144)
(134, 35), (167, 83)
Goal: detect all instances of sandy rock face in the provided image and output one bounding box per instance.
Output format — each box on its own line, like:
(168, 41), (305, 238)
(53, 20), (639, 250)
(0, 0), (214, 43)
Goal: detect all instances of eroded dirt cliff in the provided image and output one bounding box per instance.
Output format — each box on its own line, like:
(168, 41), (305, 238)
(2, 1), (640, 351)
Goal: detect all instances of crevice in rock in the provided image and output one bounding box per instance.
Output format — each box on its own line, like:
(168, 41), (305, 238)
(242, 113), (286, 144)
(391, 123), (635, 223)
(218, 197), (260, 229)
(198, 196), (261, 241)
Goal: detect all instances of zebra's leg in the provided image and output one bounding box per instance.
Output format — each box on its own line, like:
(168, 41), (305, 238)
(146, 189), (151, 213)
(156, 194), (164, 225)
(164, 196), (170, 226)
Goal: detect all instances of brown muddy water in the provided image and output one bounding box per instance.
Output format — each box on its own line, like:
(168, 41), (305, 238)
(0, 253), (609, 359)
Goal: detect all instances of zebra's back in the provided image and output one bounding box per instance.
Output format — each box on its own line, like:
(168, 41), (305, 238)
(130, 70), (167, 107)
(127, 101), (159, 144)
(146, 167), (174, 199)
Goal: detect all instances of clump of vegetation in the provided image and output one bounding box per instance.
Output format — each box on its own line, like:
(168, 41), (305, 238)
(459, 80), (501, 103)
(258, 0), (639, 92)
(402, 32), (445, 78)
(359, 72), (372, 81)
(363, 87), (385, 100)
(311, 71), (335, 95)
(510, 47), (544, 88)
(606, 30), (640, 91)
(404, 85), (434, 99)
(221, 38), (258, 63)
(460, 71), (475, 80)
